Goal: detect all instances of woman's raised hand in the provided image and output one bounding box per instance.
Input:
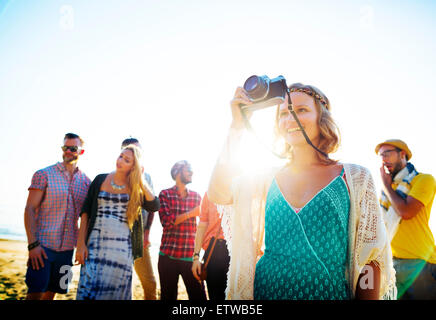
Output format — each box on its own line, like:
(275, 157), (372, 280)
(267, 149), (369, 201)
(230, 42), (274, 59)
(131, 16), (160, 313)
(230, 86), (253, 130)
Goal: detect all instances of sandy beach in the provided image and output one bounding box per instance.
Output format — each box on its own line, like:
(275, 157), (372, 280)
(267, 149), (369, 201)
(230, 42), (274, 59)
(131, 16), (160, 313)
(0, 239), (189, 300)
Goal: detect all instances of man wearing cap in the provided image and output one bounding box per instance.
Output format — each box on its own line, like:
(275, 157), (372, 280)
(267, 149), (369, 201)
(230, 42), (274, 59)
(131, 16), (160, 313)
(157, 160), (206, 300)
(375, 139), (436, 299)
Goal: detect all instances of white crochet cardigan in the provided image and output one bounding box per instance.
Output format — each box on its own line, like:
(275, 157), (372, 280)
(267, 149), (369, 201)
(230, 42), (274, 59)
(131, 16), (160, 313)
(208, 129), (397, 300)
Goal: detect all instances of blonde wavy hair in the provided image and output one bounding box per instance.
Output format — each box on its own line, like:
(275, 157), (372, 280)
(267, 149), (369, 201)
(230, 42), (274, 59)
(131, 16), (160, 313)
(122, 144), (149, 229)
(274, 83), (341, 165)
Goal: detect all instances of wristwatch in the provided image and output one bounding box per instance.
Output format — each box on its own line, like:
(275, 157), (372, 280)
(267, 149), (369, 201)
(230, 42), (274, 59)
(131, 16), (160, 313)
(193, 252), (200, 260)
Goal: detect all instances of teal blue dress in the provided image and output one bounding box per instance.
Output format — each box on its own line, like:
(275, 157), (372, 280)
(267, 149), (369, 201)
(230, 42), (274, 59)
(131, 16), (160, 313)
(253, 168), (351, 300)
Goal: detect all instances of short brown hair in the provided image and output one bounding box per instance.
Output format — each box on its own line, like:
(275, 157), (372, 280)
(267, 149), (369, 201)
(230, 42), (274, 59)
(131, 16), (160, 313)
(121, 137), (141, 148)
(64, 132), (84, 146)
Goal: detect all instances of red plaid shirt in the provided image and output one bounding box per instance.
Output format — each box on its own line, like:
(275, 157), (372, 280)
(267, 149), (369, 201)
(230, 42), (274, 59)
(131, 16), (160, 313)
(28, 162), (91, 251)
(158, 185), (201, 259)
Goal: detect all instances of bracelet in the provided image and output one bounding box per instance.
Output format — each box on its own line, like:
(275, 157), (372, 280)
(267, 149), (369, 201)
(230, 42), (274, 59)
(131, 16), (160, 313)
(28, 240), (40, 251)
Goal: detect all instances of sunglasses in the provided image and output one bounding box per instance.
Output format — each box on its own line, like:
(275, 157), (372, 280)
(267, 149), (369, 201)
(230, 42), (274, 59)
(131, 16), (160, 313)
(61, 145), (82, 153)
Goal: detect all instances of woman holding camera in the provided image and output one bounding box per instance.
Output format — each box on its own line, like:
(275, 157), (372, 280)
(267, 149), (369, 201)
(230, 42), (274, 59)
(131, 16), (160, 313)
(75, 144), (160, 300)
(207, 82), (396, 300)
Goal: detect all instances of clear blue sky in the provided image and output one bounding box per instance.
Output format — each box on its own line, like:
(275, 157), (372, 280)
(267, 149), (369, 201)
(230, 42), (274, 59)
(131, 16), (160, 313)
(1, 0), (435, 241)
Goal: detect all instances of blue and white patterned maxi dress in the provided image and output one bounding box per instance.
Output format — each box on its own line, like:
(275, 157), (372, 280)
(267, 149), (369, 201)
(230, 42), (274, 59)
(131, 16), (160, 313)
(76, 191), (133, 300)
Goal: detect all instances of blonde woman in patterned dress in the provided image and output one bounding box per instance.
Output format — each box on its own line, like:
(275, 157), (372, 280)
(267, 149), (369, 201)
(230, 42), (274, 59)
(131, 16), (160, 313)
(75, 145), (160, 300)
(208, 83), (397, 300)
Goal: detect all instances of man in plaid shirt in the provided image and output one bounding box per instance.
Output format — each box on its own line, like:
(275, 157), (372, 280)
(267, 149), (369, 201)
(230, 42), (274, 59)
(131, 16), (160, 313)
(24, 133), (91, 300)
(158, 160), (206, 300)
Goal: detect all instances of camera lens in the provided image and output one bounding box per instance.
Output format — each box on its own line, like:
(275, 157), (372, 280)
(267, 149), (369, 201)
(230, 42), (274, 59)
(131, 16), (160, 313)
(244, 76), (259, 91)
(243, 75), (268, 100)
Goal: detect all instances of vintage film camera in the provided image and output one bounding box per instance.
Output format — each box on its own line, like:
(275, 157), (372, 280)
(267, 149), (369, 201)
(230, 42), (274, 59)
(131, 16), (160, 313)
(241, 75), (287, 112)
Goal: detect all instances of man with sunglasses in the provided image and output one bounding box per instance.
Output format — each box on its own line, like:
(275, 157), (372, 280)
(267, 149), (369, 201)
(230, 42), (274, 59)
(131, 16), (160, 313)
(24, 133), (91, 300)
(375, 139), (436, 299)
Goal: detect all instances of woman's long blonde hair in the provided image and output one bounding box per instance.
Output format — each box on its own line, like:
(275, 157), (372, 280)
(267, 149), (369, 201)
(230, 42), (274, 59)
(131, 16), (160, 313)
(122, 144), (149, 229)
(274, 83), (341, 165)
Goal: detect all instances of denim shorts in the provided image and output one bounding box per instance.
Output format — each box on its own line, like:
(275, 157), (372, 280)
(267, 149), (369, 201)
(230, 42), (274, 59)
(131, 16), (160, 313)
(25, 246), (74, 294)
(393, 257), (436, 300)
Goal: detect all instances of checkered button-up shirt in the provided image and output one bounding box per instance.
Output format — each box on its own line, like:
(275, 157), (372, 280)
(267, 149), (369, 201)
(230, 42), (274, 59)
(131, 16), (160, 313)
(29, 162), (91, 251)
(158, 186), (201, 259)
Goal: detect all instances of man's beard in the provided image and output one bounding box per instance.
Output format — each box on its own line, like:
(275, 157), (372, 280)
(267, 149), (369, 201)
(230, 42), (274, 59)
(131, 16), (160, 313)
(63, 154), (78, 164)
(181, 175), (191, 185)
(391, 161), (404, 177)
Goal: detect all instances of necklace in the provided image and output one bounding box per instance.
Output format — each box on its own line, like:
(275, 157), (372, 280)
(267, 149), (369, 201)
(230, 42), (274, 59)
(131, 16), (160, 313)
(111, 178), (126, 190)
